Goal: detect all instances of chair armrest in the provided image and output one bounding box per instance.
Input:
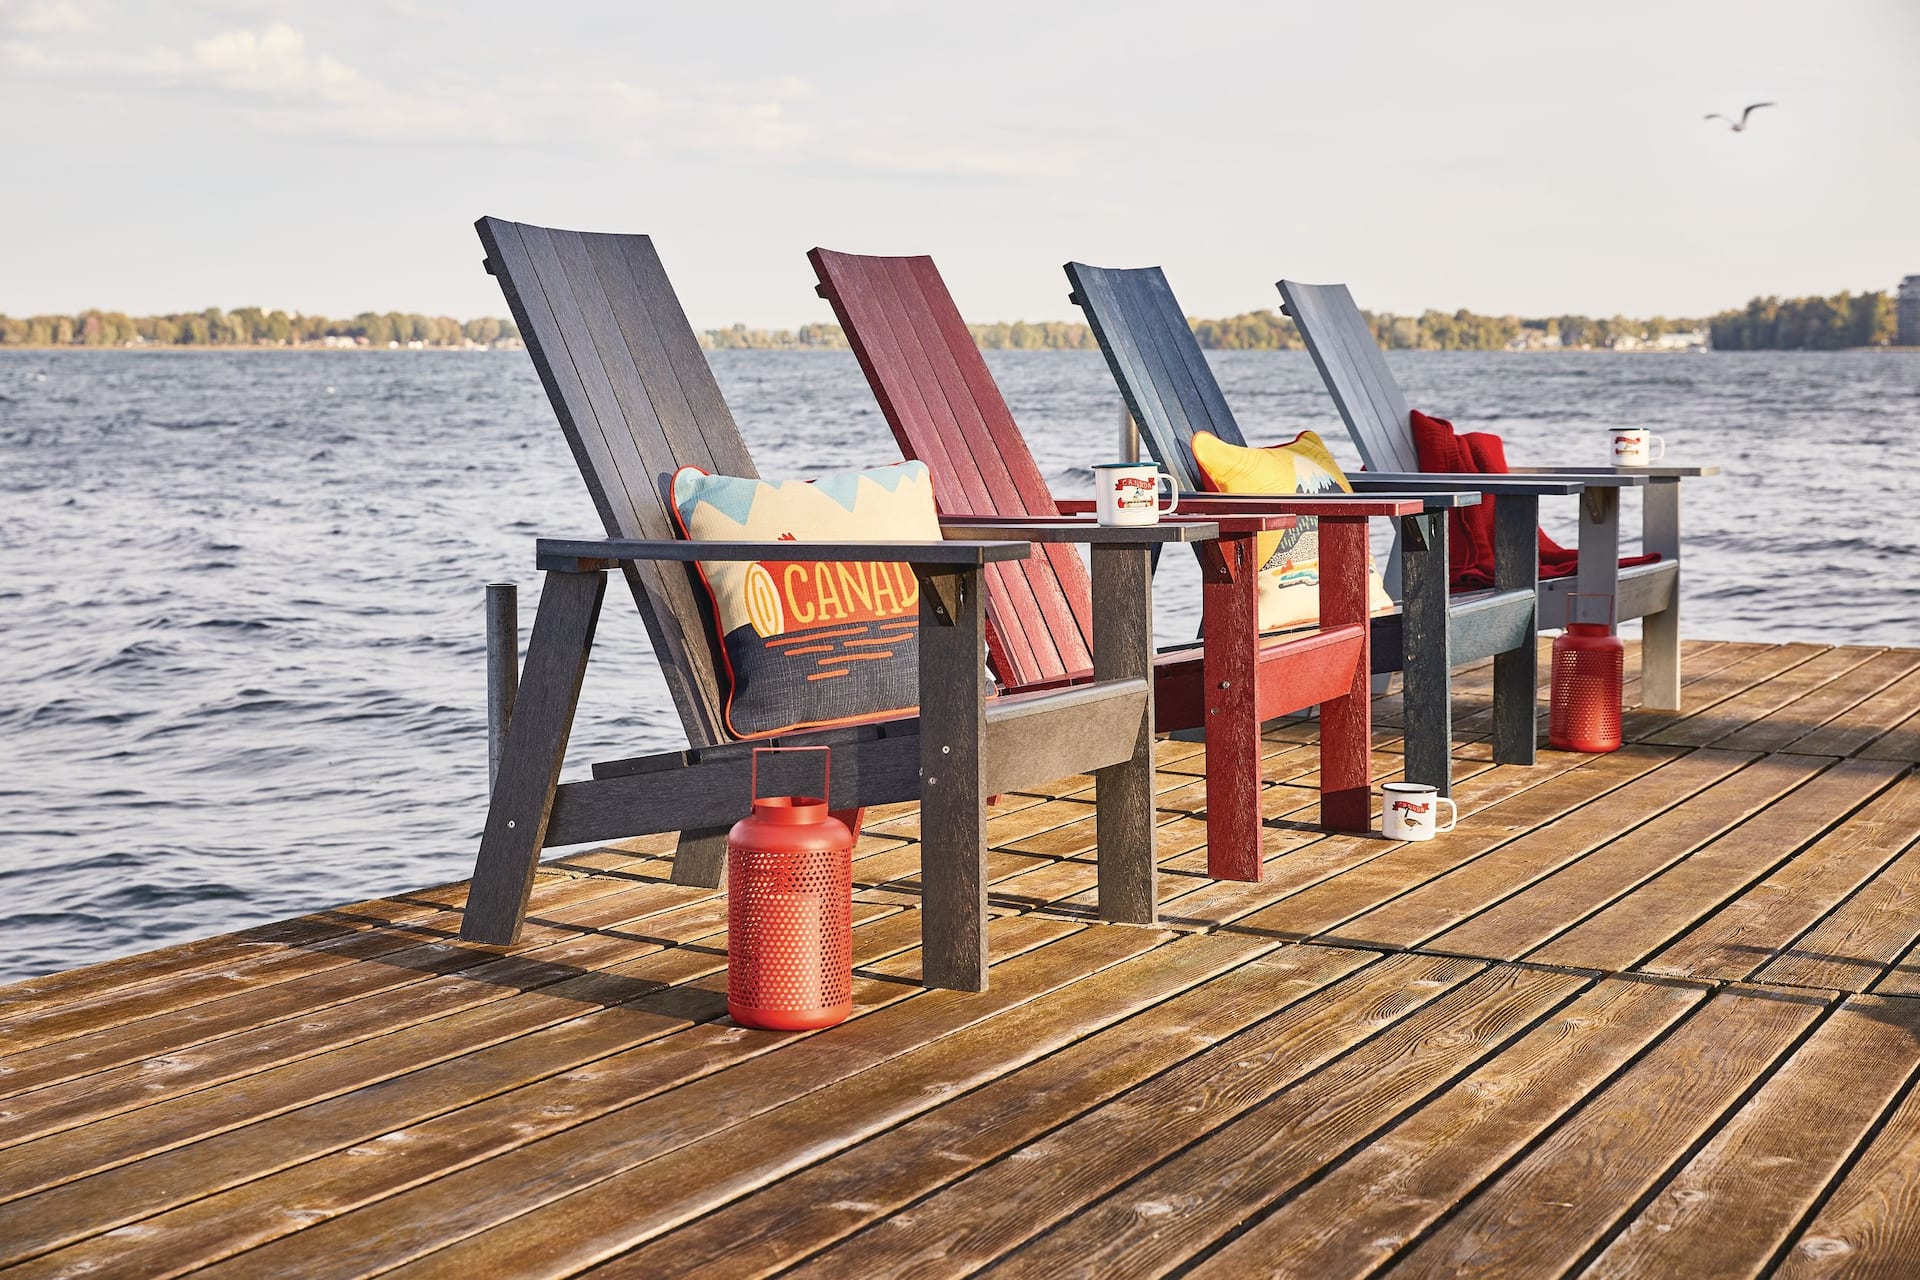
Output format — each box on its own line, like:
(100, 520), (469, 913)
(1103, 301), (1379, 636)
(1348, 476), (1583, 498)
(535, 536), (1031, 572)
(936, 516), (1221, 545)
(1364, 468), (1649, 489)
(1056, 493), (1429, 519)
(1169, 493), (1436, 518)
(1570, 464), (1719, 478)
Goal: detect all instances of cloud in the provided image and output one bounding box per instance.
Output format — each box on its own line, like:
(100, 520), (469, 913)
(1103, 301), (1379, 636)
(182, 24), (360, 97)
(0, 0), (92, 34)
(592, 75), (814, 155)
(0, 14), (1057, 179)
(0, 20), (523, 140)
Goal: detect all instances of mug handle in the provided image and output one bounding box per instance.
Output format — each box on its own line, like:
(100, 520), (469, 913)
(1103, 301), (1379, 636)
(1650, 435), (1666, 461)
(1435, 797), (1458, 833)
(1159, 473), (1179, 516)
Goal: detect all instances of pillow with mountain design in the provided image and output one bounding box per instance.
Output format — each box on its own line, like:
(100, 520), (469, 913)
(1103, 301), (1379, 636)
(670, 461), (940, 738)
(1190, 429), (1395, 632)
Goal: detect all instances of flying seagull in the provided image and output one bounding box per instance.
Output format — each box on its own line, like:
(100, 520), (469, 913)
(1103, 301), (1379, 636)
(1704, 102), (1775, 131)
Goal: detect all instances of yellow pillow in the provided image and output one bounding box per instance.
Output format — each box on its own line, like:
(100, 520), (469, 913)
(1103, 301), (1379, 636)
(1189, 430), (1395, 633)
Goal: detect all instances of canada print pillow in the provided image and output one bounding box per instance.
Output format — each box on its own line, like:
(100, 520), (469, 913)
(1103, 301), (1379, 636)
(670, 461), (941, 738)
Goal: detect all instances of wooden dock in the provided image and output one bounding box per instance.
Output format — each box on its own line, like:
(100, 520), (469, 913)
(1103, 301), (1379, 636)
(3, 638), (1918, 1278)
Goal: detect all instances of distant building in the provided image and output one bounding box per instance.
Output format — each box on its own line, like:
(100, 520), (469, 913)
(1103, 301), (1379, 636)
(1651, 329), (1710, 352)
(1900, 276), (1920, 347)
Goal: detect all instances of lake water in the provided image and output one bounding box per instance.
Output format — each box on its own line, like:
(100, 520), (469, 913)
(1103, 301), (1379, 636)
(2, 349), (1916, 980)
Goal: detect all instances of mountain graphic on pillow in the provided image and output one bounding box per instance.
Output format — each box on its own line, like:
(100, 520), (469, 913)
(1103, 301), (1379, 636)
(670, 461), (943, 738)
(1188, 429), (1396, 633)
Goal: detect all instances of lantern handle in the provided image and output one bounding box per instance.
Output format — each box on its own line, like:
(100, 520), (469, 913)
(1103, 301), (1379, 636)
(1565, 592), (1616, 630)
(750, 746), (831, 806)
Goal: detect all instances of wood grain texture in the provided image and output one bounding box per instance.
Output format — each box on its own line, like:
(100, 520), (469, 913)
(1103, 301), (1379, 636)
(371, 931), (1262, 1280)
(1519, 757), (1900, 972)
(1791, 663), (1920, 757)
(0, 911), (1053, 1277)
(1639, 767), (1920, 985)
(1197, 975), (1705, 1280)
(1329, 746), (1740, 951)
(1775, 1031), (1920, 1279)
(993, 965), (1589, 1278)
(1757, 833), (1920, 993)
(1379, 985), (1828, 1279)
(171, 923), (1139, 1280)
(1090, 543), (1159, 922)
(589, 944), (1375, 1279)
(780, 952), (1484, 1278)
(6, 641), (1920, 1278)
(915, 565), (991, 991)
(1585, 994), (1920, 1279)
(1199, 531), (1265, 878)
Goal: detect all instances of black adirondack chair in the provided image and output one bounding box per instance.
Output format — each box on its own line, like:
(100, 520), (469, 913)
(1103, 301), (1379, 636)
(464, 218), (1215, 991)
(1277, 279), (1717, 711)
(1066, 262), (1581, 793)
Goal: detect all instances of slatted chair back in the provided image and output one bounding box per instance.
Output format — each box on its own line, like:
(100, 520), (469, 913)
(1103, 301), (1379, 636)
(1064, 261), (1250, 493)
(809, 249), (1096, 689)
(1277, 280), (1421, 474)
(476, 216), (747, 748)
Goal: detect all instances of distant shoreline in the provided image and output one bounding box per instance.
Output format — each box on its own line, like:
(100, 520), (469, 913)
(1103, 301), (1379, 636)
(4, 343), (1914, 355)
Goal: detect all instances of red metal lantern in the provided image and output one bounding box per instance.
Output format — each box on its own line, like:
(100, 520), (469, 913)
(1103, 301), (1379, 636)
(726, 747), (854, 1031)
(1549, 593), (1624, 753)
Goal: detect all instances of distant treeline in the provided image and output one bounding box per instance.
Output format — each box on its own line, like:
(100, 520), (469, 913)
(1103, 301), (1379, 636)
(0, 308), (520, 348)
(697, 287), (1907, 353)
(1707, 291), (1898, 351)
(4, 288), (1902, 352)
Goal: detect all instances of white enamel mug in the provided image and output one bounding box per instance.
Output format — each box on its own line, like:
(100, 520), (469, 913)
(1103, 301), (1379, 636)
(1382, 783), (1457, 841)
(1610, 429), (1666, 466)
(1093, 462), (1179, 526)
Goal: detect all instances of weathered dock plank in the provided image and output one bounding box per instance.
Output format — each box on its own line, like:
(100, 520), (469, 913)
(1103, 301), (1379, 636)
(2, 639), (1918, 1278)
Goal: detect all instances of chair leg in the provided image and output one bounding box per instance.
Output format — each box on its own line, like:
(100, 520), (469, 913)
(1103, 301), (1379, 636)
(1399, 512), (1453, 794)
(462, 569), (606, 945)
(914, 565), (989, 992)
(1091, 543), (1158, 922)
(1573, 487), (1623, 613)
(1491, 494), (1540, 766)
(669, 828), (728, 888)
(1200, 534), (1264, 881)
(1642, 479), (1683, 711)
(1318, 517), (1373, 832)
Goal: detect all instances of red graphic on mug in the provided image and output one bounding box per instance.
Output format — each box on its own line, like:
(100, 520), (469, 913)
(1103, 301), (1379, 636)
(1113, 475), (1157, 508)
(1390, 798), (1432, 829)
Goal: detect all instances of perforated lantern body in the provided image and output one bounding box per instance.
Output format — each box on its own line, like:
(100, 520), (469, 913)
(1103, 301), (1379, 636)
(1549, 621), (1624, 753)
(726, 797), (854, 1031)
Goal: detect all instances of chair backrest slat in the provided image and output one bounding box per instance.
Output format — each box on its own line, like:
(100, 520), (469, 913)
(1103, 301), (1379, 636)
(1067, 262), (1250, 491)
(1277, 280), (1420, 473)
(811, 248), (1096, 688)
(477, 216), (738, 746)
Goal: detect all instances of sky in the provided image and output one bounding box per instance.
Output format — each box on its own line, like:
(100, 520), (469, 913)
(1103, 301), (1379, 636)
(3, 0), (1916, 328)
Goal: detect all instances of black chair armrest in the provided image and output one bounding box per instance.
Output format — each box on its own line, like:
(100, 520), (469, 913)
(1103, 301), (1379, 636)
(1364, 468), (1649, 489)
(1348, 476), (1583, 498)
(535, 536), (1031, 572)
(936, 516), (1221, 545)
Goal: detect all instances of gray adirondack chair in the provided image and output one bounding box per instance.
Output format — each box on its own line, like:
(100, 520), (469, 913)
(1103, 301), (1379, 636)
(1066, 262), (1581, 794)
(464, 217), (1213, 991)
(1278, 280), (1717, 711)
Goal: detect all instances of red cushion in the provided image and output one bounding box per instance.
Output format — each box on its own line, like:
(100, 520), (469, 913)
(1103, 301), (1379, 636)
(1410, 410), (1495, 589)
(1408, 409), (1660, 591)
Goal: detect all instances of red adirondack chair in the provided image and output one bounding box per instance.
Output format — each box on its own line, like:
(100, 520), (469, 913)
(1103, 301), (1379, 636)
(810, 248), (1425, 879)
